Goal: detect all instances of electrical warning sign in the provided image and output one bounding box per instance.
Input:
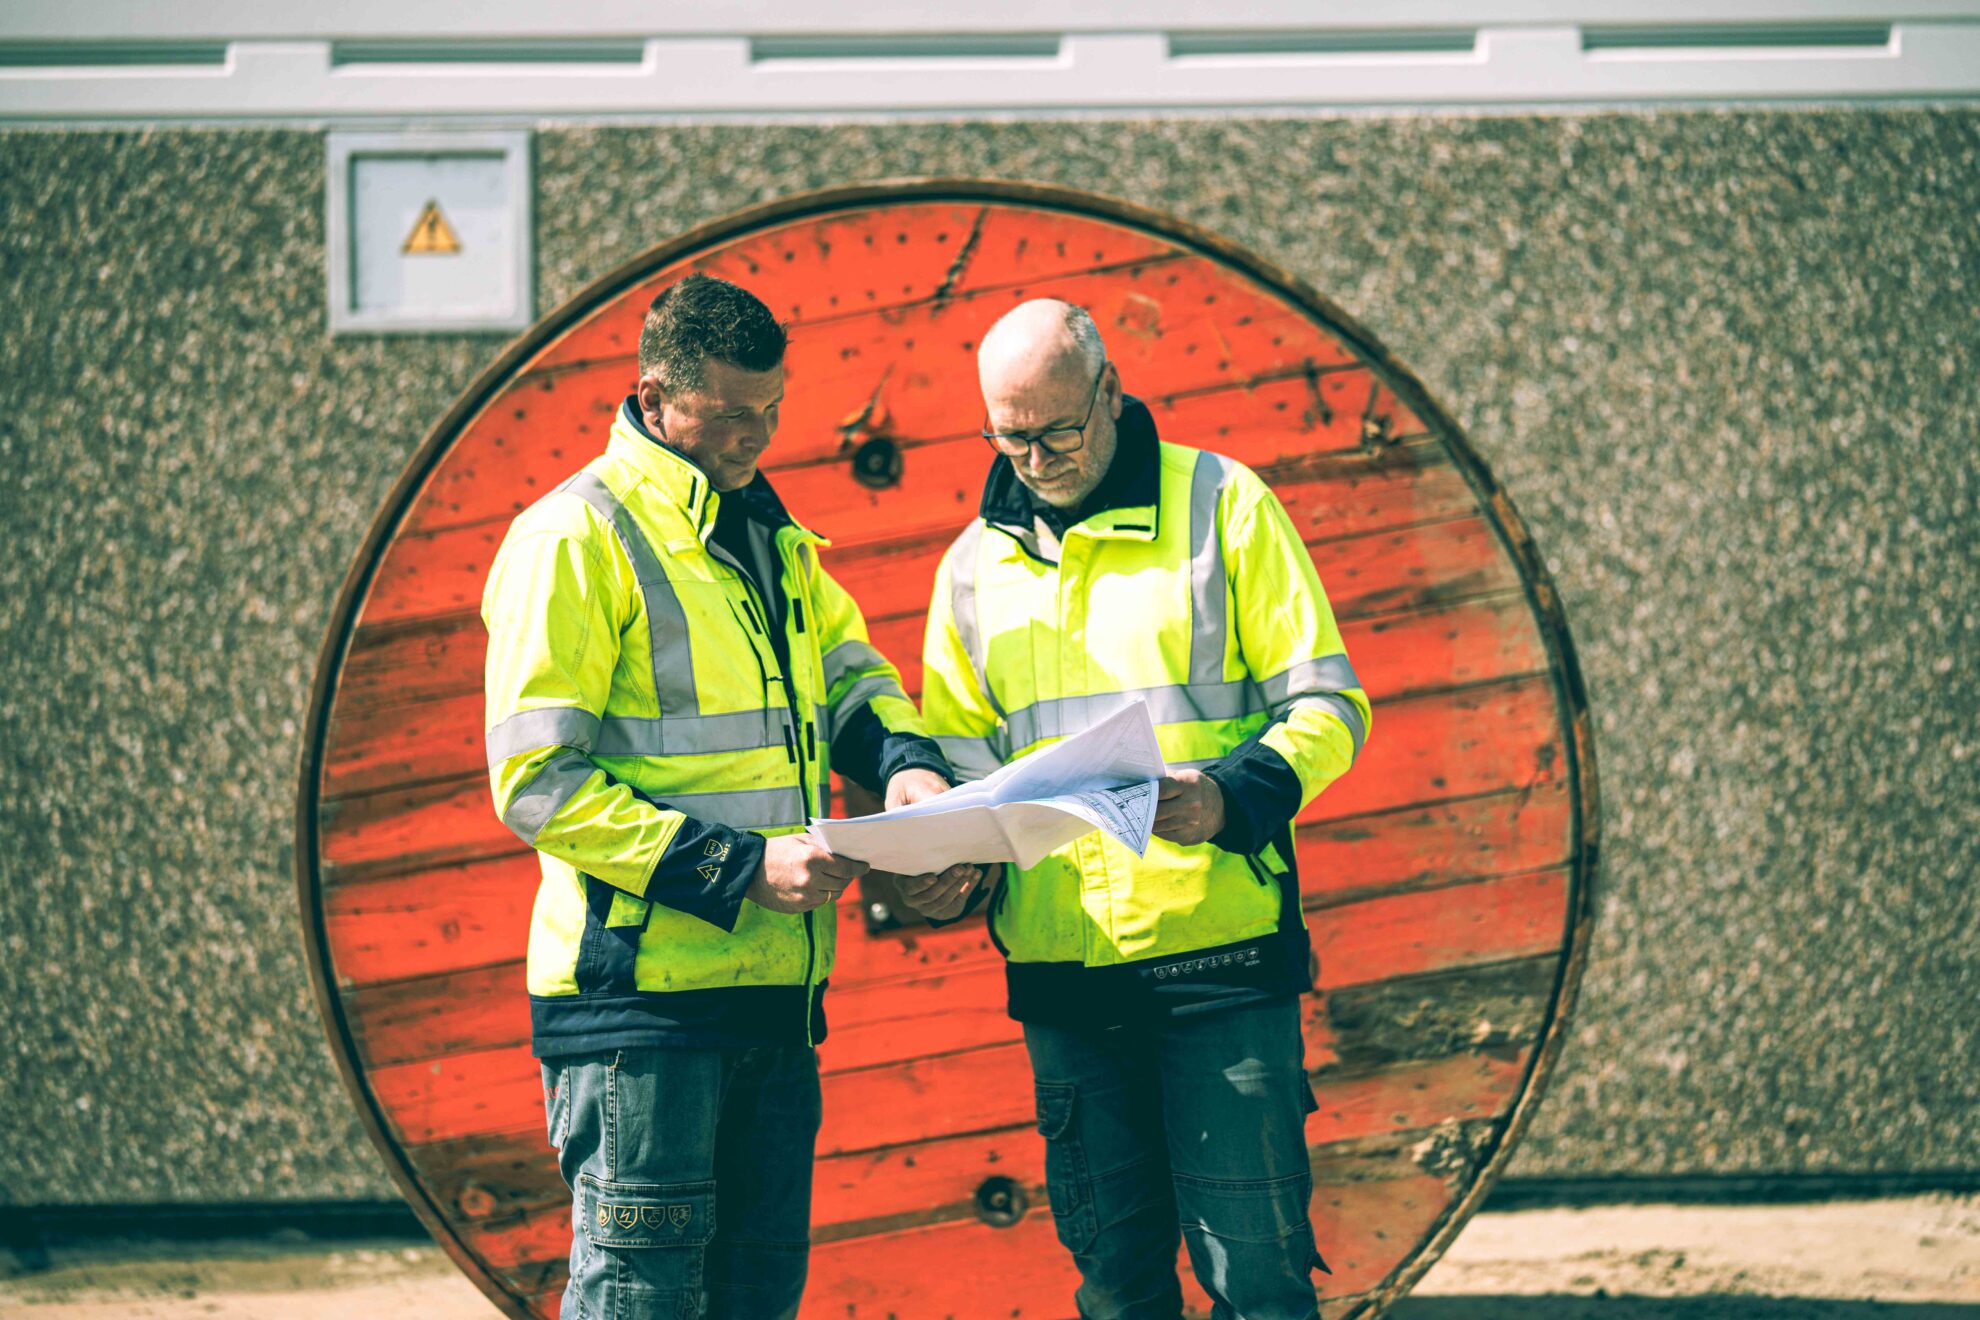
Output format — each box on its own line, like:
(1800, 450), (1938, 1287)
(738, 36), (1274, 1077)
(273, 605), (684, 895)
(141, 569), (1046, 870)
(401, 200), (463, 255)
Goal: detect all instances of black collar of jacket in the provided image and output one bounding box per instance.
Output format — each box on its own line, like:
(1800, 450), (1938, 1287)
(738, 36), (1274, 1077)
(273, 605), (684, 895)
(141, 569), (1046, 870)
(979, 394), (1161, 539)
(620, 396), (795, 531)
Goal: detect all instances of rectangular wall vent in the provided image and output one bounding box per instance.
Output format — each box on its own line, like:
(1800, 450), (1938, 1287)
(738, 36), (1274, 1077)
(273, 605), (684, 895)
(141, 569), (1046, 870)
(329, 40), (648, 67)
(750, 34), (1062, 63)
(0, 42), (228, 68)
(1581, 24), (1893, 52)
(1169, 30), (1477, 58)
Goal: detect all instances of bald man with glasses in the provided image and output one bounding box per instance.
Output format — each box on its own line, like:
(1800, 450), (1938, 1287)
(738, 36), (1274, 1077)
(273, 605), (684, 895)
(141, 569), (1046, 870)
(912, 299), (1374, 1319)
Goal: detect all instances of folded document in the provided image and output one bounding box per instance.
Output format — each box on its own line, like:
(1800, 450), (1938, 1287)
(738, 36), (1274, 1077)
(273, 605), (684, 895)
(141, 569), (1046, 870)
(809, 701), (1167, 872)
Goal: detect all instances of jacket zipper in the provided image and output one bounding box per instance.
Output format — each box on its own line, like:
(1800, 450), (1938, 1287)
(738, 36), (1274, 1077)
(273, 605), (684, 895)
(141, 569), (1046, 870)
(715, 543), (818, 1043)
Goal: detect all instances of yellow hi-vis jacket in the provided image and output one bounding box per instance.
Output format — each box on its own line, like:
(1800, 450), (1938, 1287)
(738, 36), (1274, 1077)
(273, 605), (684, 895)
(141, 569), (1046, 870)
(482, 404), (942, 1055)
(920, 398), (1370, 1023)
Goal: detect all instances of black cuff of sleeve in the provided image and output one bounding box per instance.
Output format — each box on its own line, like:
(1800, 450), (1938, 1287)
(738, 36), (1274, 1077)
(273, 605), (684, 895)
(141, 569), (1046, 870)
(626, 784), (764, 933)
(654, 821), (764, 933)
(877, 732), (956, 790)
(1204, 734), (1303, 858)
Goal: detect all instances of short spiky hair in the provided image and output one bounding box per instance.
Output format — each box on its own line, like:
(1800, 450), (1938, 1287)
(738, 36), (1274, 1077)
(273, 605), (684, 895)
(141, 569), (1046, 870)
(638, 273), (787, 393)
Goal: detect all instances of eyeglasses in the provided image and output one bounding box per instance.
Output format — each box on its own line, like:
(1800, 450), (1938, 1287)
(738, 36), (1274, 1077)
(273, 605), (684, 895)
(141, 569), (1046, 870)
(981, 361), (1109, 457)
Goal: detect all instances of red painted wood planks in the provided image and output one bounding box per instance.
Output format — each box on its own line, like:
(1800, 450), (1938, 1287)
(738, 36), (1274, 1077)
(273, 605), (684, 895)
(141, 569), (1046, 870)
(1297, 779), (1575, 902)
(1307, 1048), (1533, 1144)
(322, 851), (535, 986)
(317, 776), (507, 882)
(346, 962), (529, 1069)
(806, 1212), (1081, 1318)
(820, 959), (1015, 1075)
(1311, 1171), (1458, 1298)
(1314, 870), (1570, 991)
(520, 204), (994, 373)
(336, 614), (491, 715)
(1301, 673), (1563, 824)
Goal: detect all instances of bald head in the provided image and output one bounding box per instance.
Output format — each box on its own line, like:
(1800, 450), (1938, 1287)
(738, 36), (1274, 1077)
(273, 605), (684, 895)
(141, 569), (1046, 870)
(977, 300), (1121, 508)
(978, 299), (1106, 396)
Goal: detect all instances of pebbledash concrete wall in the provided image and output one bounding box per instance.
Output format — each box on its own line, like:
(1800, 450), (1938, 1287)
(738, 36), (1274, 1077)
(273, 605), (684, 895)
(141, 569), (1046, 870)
(0, 111), (1974, 1206)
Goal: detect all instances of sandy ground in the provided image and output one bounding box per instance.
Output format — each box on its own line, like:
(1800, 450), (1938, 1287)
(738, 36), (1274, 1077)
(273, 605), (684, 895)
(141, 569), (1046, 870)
(0, 1196), (1974, 1319)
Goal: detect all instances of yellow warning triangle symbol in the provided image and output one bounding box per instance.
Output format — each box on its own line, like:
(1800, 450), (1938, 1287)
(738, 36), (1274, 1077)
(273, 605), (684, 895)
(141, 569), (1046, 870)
(401, 200), (462, 255)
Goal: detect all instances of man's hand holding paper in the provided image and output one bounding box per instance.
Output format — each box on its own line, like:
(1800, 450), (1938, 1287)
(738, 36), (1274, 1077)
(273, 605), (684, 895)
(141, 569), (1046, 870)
(810, 701), (1167, 874)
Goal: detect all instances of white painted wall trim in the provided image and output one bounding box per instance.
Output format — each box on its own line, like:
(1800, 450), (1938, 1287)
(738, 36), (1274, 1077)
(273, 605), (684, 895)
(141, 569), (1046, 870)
(2, 9), (1977, 120)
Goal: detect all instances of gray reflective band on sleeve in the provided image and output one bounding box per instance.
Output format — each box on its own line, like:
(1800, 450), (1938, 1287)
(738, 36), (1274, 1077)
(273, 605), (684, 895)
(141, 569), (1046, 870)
(821, 638), (888, 690)
(1259, 653), (1367, 758)
(500, 749), (599, 845)
(830, 672), (911, 722)
(560, 471), (700, 718)
(1286, 692), (1369, 759)
(653, 784), (808, 831)
(934, 733), (1007, 782)
(945, 520), (1003, 718)
(1259, 654), (1362, 709)
(1187, 450), (1235, 687)
(485, 706), (602, 766)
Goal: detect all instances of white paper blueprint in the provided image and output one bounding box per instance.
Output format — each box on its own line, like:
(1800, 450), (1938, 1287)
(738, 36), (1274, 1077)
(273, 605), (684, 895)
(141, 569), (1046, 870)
(809, 701), (1167, 873)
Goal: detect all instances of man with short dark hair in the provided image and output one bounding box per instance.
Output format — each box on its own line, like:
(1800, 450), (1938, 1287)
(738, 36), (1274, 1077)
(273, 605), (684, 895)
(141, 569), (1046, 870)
(481, 273), (976, 1318)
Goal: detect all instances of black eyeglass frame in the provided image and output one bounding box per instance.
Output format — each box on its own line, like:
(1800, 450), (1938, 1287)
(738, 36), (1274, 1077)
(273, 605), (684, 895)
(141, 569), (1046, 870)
(980, 360), (1111, 457)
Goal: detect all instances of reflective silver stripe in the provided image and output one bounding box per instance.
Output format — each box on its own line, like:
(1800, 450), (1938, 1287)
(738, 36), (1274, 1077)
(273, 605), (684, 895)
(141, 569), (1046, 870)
(485, 706), (601, 765)
(1260, 653), (1366, 758)
(1187, 450), (1235, 687)
(654, 784), (808, 830)
(1002, 679), (1264, 751)
(1287, 692), (1368, 759)
(593, 709), (788, 758)
(490, 706), (829, 763)
(1259, 654), (1362, 710)
(500, 749), (598, 845)
(561, 471), (699, 717)
(831, 672), (910, 721)
(821, 638), (888, 690)
(935, 733), (1006, 782)
(945, 520), (1002, 717)
(1188, 449), (1235, 688)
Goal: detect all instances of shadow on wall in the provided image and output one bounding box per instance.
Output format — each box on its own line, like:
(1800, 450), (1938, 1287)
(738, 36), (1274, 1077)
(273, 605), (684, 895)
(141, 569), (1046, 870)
(1394, 1300), (1979, 1318)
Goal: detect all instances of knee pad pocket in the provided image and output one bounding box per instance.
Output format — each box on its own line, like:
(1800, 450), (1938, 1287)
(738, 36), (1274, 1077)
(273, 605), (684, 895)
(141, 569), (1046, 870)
(578, 1173), (715, 1313)
(1033, 1081), (1099, 1253)
(1172, 1168), (1313, 1246)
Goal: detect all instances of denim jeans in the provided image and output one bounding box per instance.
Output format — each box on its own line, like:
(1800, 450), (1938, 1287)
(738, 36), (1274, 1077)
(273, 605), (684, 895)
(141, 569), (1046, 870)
(1023, 998), (1324, 1320)
(542, 1044), (821, 1320)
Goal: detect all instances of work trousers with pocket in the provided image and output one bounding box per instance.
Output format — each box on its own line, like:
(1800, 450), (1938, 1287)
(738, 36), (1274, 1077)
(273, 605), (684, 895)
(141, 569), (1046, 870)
(542, 1043), (820, 1320)
(1024, 997), (1326, 1320)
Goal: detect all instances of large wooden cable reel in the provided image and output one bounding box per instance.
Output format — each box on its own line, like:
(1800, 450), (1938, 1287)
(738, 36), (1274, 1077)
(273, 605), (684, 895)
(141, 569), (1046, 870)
(297, 179), (1599, 1319)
